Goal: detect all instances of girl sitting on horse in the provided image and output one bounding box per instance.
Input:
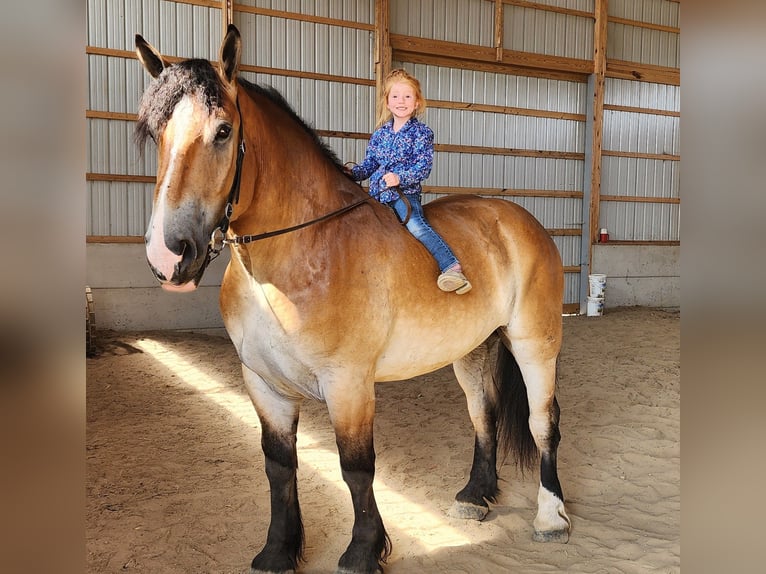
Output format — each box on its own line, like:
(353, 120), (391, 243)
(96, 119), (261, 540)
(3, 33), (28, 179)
(348, 69), (472, 294)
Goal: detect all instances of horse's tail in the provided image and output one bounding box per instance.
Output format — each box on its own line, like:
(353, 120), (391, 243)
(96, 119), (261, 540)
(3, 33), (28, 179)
(494, 341), (538, 473)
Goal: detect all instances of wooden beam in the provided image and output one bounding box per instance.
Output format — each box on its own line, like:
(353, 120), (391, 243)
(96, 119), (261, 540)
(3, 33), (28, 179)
(222, 0), (233, 33)
(606, 59), (680, 86)
(375, 0), (391, 124)
(604, 104), (680, 118)
(428, 99), (585, 121)
(589, 0), (607, 249)
(494, 0), (504, 62)
(602, 150), (680, 162)
(491, 0), (594, 20)
(86, 173), (156, 184)
(608, 15), (679, 34)
(238, 62), (375, 86)
(390, 34), (592, 76)
(423, 185), (583, 199)
(435, 143), (583, 160)
(600, 195), (680, 204)
(395, 49), (587, 83)
(86, 236), (144, 244)
(233, 3), (374, 31)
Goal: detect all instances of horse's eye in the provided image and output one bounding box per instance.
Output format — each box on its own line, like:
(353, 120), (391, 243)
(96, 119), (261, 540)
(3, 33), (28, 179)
(215, 124), (232, 142)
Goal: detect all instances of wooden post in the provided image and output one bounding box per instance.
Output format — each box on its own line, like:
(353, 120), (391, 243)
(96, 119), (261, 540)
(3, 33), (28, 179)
(580, 0), (607, 314)
(375, 0), (391, 123)
(590, 0), (607, 246)
(494, 0), (504, 61)
(222, 0), (234, 34)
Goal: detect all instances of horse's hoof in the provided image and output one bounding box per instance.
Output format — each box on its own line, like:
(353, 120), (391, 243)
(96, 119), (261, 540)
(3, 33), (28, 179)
(532, 528), (570, 543)
(448, 500), (489, 521)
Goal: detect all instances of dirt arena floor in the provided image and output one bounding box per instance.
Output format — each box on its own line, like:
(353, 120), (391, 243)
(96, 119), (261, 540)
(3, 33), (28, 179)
(86, 306), (680, 573)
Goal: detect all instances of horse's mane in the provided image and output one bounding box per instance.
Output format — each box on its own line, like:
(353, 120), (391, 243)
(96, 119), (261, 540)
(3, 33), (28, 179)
(238, 77), (345, 170)
(135, 58), (345, 171)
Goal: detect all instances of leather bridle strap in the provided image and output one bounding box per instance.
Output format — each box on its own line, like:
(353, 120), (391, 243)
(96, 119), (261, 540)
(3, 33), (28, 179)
(225, 196), (371, 245)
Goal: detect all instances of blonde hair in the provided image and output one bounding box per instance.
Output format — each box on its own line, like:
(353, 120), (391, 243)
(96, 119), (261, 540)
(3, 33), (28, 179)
(375, 68), (427, 128)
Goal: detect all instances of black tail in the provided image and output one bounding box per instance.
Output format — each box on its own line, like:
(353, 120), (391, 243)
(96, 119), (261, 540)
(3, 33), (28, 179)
(494, 341), (538, 473)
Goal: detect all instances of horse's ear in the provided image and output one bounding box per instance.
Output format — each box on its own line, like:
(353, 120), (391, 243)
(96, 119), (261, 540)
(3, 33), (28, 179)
(135, 35), (167, 78)
(219, 24), (241, 86)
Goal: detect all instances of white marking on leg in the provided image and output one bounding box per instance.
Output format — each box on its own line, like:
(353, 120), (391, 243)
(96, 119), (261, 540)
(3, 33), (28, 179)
(534, 483), (570, 535)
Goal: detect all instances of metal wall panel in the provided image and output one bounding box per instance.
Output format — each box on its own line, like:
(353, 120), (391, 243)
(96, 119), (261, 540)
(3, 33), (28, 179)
(607, 22), (679, 68)
(602, 110), (679, 156)
(88, 0), (375, 240)
(532, 0), (594, 11)
(609, 0), (679, 27)
(504, 6), (593, 60)
(600, 201), (679, 241)
(390, 0), (494, 45)
(239, 0), (374, 23)
(601, 76), (680, 240)
(237, 13), (373, 78)
(605, 78), (680, 111)
(409, 62), (587, 113)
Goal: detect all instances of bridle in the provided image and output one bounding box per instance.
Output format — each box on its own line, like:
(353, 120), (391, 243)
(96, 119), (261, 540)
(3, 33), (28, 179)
(204, 98), (372, 266)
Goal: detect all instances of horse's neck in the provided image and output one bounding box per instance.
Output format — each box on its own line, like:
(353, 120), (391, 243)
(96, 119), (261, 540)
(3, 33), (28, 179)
(232, 91), (349, 235)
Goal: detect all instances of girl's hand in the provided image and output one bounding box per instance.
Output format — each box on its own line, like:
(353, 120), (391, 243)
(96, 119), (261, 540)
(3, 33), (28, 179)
(381, 172), (400, 188)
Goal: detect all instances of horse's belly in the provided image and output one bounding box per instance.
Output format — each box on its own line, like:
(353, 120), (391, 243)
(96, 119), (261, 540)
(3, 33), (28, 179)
(373, 320), (497, 382)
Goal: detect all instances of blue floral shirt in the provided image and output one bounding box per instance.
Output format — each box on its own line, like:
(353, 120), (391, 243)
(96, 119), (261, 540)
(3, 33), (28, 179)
(350, 118), (434, 203)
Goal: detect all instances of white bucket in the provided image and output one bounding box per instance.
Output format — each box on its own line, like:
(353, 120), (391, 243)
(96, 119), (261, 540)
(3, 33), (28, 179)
(588, 274), (607, 298)
(586, 296), (604, 317)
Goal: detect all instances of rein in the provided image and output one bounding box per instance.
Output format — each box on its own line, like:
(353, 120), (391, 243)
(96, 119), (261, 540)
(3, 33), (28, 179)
(204, 101), (407, 266)
(205, 99), (373, 264)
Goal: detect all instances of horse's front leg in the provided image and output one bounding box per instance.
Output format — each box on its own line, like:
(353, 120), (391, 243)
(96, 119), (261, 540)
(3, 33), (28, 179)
(243, 366), (304, 574)
(326, 379), (391, 574)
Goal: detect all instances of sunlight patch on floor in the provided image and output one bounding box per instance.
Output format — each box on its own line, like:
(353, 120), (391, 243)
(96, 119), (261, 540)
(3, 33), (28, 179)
(135, 337), (483, 551)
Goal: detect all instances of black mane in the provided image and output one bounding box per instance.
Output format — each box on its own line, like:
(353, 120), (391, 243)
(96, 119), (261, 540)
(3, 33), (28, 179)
(135, 59), (345, 171)
(238, 77), (345, 170)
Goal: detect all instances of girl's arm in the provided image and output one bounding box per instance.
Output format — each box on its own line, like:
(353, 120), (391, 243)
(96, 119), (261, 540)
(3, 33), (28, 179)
(350, 132), (381, 181)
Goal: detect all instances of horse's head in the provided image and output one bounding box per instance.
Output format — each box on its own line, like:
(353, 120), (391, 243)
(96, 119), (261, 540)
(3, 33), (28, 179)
(135, 25), (243, 291)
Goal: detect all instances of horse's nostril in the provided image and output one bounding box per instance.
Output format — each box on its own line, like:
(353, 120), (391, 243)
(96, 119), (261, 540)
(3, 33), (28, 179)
(177, 239), (197, 268)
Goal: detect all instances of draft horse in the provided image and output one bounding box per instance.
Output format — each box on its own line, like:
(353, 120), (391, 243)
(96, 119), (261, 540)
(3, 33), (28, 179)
(135, 25), (570, 574)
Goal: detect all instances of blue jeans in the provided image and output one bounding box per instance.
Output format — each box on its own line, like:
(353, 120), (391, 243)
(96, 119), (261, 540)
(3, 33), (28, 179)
(387, 194), (459, 273)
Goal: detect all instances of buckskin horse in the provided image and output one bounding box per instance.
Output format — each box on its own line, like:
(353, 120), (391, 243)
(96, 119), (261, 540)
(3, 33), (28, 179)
(135, 24), (570, 574)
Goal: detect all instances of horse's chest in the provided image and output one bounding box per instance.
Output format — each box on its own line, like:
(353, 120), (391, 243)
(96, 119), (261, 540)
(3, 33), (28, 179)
(222, 283), (323, 399)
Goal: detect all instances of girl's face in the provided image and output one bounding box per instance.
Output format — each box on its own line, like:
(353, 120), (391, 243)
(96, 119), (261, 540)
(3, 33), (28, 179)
(386, 81), (418, 122)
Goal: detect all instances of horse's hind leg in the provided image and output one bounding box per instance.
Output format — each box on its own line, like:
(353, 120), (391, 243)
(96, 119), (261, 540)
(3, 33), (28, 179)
(504, 331), (571, 543)
(448, 336), (500, 521)
(242, 366), (304, 574)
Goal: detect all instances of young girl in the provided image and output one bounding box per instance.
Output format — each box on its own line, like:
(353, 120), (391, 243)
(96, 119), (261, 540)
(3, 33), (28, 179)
(348, 69), (472, 294)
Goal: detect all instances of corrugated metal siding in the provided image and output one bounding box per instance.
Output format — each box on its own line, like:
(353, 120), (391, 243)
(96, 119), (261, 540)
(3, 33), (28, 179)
(607, 0), (679, 68)
(605, 78), (680, 111)
(504, 6), (593, 60)
(240, 0), (374, 23)
(532, 0), (594, 11)
(601, 76), (680, 241)
(607, 22), (679, 68)
(609, 0), (679, 28)
(600, 202), (679, 242)
(390, 0), (495, 45)
(87, 0), (375, 237)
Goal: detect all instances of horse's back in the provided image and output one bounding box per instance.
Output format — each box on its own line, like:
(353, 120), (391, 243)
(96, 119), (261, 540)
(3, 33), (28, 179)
(369, 194), (563, 380)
